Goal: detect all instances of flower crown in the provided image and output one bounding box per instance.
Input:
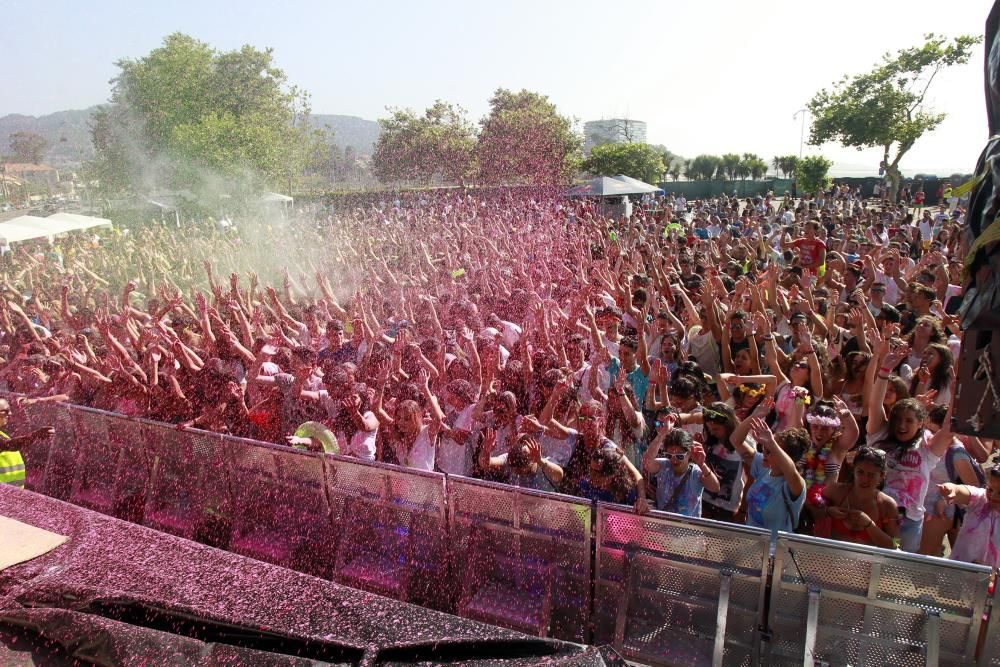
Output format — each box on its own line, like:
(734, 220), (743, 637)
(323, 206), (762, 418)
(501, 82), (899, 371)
(806, 413), (841, 428)
(740, 385), (768, 398)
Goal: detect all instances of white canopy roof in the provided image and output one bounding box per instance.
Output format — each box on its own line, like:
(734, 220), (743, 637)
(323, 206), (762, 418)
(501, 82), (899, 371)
(260, 192), (293, 203)
(0, 217), (58, 244)
(47, 212), (113, 230)
(613, 175), (663, 193)
(0, 213), (112, 245)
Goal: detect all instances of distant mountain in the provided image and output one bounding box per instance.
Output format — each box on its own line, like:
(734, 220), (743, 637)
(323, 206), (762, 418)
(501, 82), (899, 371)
(0, 107), (381, 170)
(0, 106), (100, 170)
(309, 114), (380, 155)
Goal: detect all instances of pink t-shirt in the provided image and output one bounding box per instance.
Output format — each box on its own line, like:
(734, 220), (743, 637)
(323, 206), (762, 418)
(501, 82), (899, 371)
(950, 487), (1000, 568)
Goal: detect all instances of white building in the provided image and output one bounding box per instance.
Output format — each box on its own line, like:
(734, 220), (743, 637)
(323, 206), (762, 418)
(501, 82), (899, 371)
(583, 119), (648, 153)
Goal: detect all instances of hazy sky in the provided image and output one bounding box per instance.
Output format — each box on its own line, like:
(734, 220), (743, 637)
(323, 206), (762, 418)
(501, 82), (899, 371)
(3, 0), (993, 175)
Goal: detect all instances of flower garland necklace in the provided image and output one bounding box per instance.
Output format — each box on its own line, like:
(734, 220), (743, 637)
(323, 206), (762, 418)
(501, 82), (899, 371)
(801, 442), (831, 486)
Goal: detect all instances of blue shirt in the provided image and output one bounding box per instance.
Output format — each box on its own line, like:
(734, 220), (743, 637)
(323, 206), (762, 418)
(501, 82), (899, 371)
(655, 463), (704, 516)
(745, 452), (804, 533)
(608, 359), (649, 407)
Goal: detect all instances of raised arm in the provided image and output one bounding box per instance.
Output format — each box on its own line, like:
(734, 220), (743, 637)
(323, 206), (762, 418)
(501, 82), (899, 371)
(751, 417), (804, 499)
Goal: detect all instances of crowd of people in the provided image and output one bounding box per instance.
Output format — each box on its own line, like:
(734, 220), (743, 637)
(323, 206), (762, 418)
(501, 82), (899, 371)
(1, 184), (997, 568)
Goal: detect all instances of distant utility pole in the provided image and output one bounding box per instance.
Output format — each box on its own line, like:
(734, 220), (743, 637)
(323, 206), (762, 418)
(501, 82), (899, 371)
(793, 108), (807, 159)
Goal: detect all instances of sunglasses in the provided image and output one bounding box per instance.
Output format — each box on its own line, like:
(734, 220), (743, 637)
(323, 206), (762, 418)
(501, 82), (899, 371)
(664, 452), (688, 461)
(578, 414), (598, 422)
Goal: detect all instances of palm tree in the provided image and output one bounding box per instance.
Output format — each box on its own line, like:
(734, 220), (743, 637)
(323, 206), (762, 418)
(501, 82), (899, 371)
(721, 153), (741, 181)
(779, 155), (799, 180)
(682, 159), (696, 181)
(772, 156), (782, 178)
(668, 161), (682, 181)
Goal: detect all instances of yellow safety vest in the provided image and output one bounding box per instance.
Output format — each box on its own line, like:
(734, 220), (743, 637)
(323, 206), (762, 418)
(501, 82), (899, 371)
(0, 431), (25, 488)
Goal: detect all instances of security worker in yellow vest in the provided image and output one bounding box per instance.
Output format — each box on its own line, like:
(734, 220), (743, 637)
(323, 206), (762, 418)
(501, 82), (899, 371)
(0, 398), (55, 489)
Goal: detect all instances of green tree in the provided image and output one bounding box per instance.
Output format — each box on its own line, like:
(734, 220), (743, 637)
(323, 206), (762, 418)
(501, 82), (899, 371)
(741, 153), (768, 180)
(8, 132), (49, 164)
(667, 160), (683, 181)
(688, 154), (722, 181)
(775, 155), (799, 179)
(682, 159), (695, 181)
(807, 33), (979, 199)
(797, 155), (833, 194)
(720, 153), (742, 181)
(90, 32), (324, 198)
(477, 89), (581, 185)
(582, 142), (665, 185)
(372, 100), (476, 184)
(771, 156), (782, 177)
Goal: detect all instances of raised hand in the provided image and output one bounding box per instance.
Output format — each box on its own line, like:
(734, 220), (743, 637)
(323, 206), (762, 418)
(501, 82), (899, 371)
(524, 437), (542, 464)
(691, 442), (707, 466)
(481, 428), (497, 456)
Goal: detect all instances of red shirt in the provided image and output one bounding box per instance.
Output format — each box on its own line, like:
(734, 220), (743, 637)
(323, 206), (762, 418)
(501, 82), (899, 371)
(792, 238), (827, 268)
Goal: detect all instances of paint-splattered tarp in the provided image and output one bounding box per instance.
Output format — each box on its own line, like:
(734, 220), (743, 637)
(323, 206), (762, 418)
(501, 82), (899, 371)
(0, 486), (624, 666)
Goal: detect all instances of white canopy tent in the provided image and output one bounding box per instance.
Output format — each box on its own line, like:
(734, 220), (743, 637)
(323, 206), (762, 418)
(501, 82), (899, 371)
(613, 175), (663, 194)
(0, 216), (61, 244)
(0, 213), (113, 246)
(46, 212), (113, 231)
(260, 192), (293, 203)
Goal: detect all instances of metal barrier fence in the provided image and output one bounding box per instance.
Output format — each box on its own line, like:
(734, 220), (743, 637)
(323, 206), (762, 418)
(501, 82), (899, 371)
(5, 395), (1000, 665)
(768, 532), (992, 667)
(448, 475), (592, 641)
(595, 504), (771, 666)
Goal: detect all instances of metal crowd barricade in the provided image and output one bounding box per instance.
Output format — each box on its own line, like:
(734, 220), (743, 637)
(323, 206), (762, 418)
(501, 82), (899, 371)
(8, 392), (1000, 666)
(594, 504), (771, 666)
(13, 399), (74, 497)
(768, 532), (993, 666)
(447, 476), (592, 642)
(325, 455), (449, 609)
(980, 588), (1000, 667)
(226, 438), (334, 577)
(67, 408), (150, 523)
(142, 423), (232, 545)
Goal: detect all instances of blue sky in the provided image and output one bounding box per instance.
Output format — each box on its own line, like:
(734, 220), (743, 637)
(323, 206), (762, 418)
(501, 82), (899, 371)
(3, 0), (994, 175)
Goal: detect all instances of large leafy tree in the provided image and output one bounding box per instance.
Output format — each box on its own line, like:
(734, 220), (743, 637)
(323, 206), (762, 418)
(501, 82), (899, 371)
(476, 89), (581, 185)
(372, 100), (476, 184)
(7, 132), (50, 164)
(582, 142), (665, 185)
(90, 33), (325, 198)
(797, 155), (833, 194)
(807, 33), (979, 198)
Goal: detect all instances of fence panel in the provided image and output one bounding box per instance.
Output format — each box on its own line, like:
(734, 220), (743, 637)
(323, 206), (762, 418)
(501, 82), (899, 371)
(325, 455), (449, 610)
(980, 588), (1000, 667)
(768, 532), (992, 666)
(226, 439), (334, 577)
(448, 476), (592, 642)
(142, 424), (231, 545)
(594, 504), (770, 666)
(65, 409), (148, 521)
(15, 400), (73, 496)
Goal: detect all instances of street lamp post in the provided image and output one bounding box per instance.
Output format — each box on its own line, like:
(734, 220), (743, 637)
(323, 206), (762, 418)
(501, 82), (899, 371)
(793, 108), (807, 159)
